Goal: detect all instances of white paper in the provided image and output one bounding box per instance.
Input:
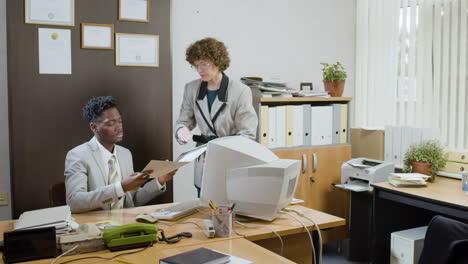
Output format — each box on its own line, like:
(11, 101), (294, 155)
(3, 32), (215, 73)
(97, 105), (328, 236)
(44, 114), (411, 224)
(389, 173), (430, 179)
(38, 28), (71, 74)
(176, 145), (207, 162)
(120, 0), (148, 21)
(27, 0), (74, 25)
(83, 25), (112, 48)
(116, 34), (158, 66)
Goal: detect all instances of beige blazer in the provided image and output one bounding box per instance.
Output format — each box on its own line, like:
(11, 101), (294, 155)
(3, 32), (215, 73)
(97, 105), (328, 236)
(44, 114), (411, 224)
(64, 138), (164, 213)
(175, 74), (258, 187)
(175, 74), (258, 141)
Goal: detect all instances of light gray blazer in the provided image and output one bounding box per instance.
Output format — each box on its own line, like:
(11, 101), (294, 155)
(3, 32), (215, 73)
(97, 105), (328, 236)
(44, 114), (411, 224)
(64, 138), (164, 213)
(175, 74), (258, 140)
(175, 74), (258, 187)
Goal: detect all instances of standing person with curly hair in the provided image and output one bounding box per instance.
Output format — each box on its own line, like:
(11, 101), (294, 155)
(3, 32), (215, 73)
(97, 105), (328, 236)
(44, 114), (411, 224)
(175, 38), (258, 196)
(65, 96), (175, 213)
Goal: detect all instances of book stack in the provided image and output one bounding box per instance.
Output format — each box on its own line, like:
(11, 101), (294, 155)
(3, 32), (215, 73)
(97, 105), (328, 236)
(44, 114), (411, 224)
(388, 173), (430, 187)
(14, 205), (78, 234)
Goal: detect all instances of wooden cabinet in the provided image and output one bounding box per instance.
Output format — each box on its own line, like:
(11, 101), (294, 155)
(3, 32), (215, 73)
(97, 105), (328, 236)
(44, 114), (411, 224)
(252, 96), (353, 243)
(274, 145), (351, 243)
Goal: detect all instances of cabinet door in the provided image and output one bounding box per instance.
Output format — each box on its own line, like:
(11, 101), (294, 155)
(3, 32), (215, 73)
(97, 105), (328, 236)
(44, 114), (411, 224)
(273, 148), (312, 207)
(308, 145), (351, 242)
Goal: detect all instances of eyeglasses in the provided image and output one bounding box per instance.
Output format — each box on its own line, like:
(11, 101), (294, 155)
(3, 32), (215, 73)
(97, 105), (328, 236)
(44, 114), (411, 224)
(191, 62), (211, 71)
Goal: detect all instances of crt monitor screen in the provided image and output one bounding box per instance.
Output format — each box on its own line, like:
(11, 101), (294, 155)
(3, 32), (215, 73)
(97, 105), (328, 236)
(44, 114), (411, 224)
(200, 136), (300, 221)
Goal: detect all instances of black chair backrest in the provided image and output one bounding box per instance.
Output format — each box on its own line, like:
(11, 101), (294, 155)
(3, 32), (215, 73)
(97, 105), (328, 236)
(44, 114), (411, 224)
(419, 215), (468, 264)
(48, 182), (66, 207)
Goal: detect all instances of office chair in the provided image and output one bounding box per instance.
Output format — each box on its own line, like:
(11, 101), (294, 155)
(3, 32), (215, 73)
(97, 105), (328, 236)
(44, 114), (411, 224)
(418, 215), (468, 264)
(48, 182), (66, 207)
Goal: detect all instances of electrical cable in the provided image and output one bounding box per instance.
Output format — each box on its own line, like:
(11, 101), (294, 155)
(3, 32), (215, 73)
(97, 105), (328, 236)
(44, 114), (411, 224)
(50, 245), (78, 264)
(284, 207), (322, 264)
(280, 210), (316, 264)
(58, 242), (153, 264)
(157, 221), (204, 232)
(234, 221), (284, 256)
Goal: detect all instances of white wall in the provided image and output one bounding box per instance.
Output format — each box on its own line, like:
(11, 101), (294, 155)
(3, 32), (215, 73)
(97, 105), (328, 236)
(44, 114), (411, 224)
(171, 0), (356, 201)
(0, 0), (12, 220)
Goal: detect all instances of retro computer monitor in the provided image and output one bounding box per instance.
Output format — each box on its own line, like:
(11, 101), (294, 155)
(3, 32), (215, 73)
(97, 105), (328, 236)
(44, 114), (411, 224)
(200, 136), (300, 221)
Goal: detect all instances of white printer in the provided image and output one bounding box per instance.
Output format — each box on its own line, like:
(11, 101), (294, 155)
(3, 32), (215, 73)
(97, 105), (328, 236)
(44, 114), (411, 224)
(339, 158), (394, 192)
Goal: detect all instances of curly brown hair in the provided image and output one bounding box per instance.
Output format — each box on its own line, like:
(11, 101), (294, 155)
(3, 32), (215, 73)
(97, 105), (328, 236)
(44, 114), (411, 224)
(185, 38), (230, 72)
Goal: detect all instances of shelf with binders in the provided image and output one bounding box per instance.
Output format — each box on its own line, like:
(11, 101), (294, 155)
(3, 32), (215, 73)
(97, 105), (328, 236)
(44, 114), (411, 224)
(252, 96), (353, 243)
(252, 97), (352, 150)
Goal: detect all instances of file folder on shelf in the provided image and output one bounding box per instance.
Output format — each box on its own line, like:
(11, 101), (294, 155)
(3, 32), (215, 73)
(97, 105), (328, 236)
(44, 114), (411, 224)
(260, 105), (269, 147)
(447, 151), (468, 164)
(293, 105), (304, 147)
(276, 106), (286, 148)
(392, 126), (402, 168)
(286, 105), (294, 147)
(339, 104), (348, 143)
(311, 105), (333, 145)
(268, 107), (277, 148)
(332, 104), (341, 144)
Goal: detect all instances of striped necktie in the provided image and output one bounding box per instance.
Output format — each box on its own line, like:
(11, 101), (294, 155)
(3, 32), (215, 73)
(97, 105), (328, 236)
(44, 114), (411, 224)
(108, 155), (123, 209)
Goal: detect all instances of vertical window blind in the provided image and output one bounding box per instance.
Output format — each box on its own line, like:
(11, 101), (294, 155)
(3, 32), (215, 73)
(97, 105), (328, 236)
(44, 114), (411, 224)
(355, 0), (468, 151)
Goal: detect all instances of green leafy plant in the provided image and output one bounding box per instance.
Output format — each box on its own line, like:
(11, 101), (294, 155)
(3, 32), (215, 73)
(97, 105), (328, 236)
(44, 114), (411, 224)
(320, 62), (347, 82)
(403, 140), (448, 180)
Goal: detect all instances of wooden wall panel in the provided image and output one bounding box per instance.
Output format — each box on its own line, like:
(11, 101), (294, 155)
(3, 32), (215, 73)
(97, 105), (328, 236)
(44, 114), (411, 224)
(7, 0), (172, 217)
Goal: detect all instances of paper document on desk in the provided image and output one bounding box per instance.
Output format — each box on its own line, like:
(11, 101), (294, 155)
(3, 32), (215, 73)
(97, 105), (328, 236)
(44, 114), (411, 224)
(143, 160), (189, 179)
(176, 144), (207, 162)
(389, 173), (430, 180)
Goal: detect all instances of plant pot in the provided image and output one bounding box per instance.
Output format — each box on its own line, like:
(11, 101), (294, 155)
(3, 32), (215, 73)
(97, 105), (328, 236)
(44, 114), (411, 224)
(412, 162), (434, 181)
(323, 80), (345, 97)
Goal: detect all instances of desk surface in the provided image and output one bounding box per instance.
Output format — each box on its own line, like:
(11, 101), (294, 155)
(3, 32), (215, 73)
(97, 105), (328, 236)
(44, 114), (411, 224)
(0, 204), (344, 263)
(372, 176), (468, 209)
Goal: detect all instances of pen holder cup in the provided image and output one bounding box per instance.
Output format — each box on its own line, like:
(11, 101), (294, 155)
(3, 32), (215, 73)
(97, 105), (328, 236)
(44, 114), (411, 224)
(211, 207), (234, 237)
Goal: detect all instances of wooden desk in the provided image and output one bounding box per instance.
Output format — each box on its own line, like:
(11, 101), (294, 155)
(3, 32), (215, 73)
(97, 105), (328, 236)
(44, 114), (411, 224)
(0, 204), (344, 264)
(371, 177), (468, 264)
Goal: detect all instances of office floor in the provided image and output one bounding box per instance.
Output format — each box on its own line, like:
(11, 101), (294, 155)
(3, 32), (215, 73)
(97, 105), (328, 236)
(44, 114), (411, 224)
(322, 241), (369, 264)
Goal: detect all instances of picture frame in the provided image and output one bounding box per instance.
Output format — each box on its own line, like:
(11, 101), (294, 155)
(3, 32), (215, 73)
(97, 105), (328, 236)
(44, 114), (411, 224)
(81, 23), (114, 50)
(24, 0), (74, 26)
(118, 0), (149, 23)
(115, 33), (159, 67)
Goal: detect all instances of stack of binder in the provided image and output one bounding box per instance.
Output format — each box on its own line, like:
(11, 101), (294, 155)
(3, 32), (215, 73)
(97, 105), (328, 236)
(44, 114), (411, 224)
(259, 103), (348, 148)
(14, 205), (77, 234)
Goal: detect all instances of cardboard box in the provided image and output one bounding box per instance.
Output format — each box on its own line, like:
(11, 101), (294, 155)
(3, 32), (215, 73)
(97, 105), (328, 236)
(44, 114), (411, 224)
(350, 128), (385, 160)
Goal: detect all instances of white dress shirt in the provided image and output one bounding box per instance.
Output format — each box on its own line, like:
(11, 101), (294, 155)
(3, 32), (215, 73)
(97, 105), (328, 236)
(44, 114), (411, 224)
(93, 137), (165, 198)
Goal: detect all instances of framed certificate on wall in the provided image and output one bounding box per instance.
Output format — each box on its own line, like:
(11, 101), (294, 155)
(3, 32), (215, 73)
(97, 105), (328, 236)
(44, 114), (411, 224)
(25, 0), (74, 26)
(81, 23), (114, 50)
(115, 33), (159, 67)
(118, 0), (149, 23)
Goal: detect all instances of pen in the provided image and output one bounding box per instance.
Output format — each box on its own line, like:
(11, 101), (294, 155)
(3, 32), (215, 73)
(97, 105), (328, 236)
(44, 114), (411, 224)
(208, 200), (220, 216)
(230, 203), (237, 212)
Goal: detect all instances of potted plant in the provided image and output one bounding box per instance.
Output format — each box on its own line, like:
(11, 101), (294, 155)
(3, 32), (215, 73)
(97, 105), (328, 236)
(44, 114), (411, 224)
(403, 140), (448, 182)
(320, 62), (347, 97)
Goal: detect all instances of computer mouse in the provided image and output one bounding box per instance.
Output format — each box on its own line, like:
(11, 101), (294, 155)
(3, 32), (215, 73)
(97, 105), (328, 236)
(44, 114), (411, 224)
(135, 214), (158, 224)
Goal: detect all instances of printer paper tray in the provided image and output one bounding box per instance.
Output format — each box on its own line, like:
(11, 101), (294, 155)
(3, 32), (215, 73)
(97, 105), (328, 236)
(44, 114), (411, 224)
(334, 183), (371, 192)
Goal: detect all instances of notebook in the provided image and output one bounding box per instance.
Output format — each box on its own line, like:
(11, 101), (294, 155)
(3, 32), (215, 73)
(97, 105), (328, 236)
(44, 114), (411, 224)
(160, 247), (230, 264)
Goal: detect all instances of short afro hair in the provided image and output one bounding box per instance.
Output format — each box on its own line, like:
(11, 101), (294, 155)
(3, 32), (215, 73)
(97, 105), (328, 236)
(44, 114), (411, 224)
(82, 96), (117, 124)
(185, 38), (230, 72)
